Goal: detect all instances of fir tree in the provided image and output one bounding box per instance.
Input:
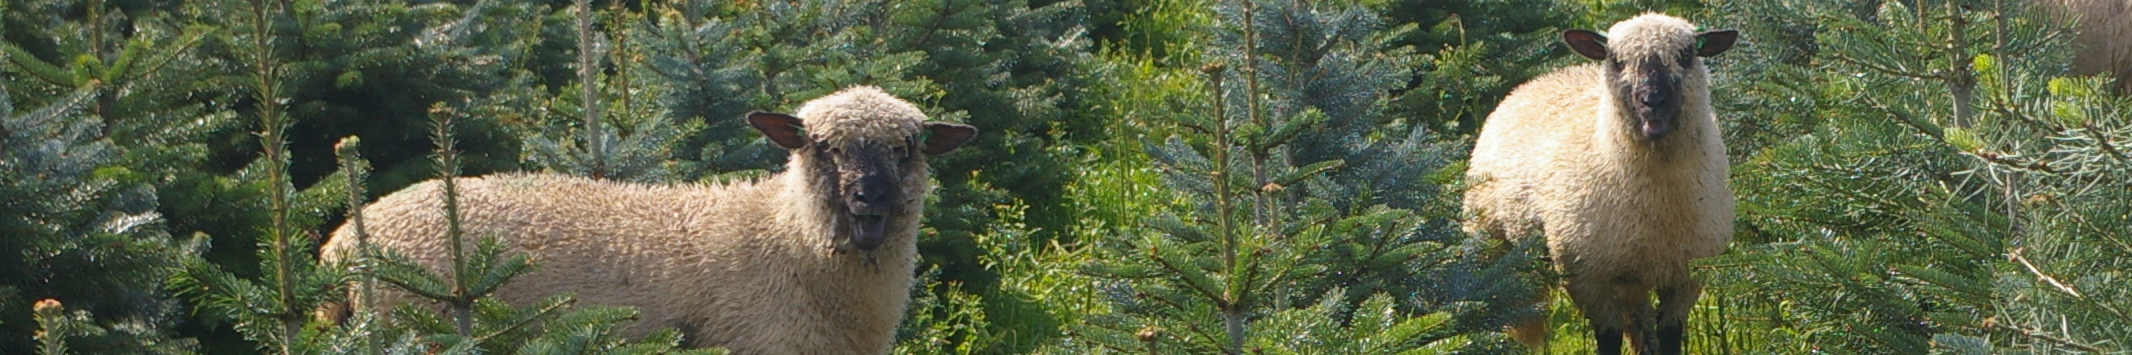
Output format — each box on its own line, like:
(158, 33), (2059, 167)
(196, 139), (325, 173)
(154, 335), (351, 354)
(1378, 0), (1581, 135)
(165, 0), (353, 353)
(518, 0), (701, 182)
(628, 0), (767, 178)
(1697, 0), (2132, 352)
(1074, 1), (1522, 353)
(0, 82), (194, 354)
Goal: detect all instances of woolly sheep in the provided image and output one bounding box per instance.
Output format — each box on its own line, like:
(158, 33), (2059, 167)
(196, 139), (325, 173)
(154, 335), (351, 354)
(1461, 14), (1737, 355)
(319, 86), (978, 354)
(2040, 0), (2132, 93)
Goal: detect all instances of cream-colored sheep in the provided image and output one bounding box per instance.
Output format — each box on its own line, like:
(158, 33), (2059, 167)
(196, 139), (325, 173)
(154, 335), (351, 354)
(319, 86), (977, 354)
(2040, 0), (2132, 93)
(1462, 14), (1736, 355)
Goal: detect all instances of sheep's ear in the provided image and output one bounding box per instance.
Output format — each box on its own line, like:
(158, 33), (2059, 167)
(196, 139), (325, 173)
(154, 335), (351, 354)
(1695, 30), (1739, 57)
(1563, 29), (1608, 60)
(920, 122), (977, 155)
(747, 112), (808, 149)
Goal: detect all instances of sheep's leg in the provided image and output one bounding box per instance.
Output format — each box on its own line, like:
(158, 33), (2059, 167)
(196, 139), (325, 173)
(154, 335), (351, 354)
(1565, 277), (1627, 355)
(1654, 281), (1701, 355)
(1612, 284), (1660, 355)
(1592, 318), (1625, 355)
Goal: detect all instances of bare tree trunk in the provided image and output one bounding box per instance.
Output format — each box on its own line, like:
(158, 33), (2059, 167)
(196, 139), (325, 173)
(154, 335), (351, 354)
(577, 0), (606, 179)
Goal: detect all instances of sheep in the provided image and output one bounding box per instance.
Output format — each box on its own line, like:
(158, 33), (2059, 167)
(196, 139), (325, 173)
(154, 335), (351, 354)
(318, 85), (978, 354)
(2039, 0), (2132, 93)
(1460, 14), (1737, 355)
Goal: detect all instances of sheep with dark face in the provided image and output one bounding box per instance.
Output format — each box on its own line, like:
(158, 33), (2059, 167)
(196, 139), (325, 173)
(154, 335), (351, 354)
(1462, 14), (1737, 355)
(320, 86), (976, 354)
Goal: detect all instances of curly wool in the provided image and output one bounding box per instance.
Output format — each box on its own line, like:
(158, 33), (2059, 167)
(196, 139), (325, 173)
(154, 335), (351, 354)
(322, 86), (938, 354)
(793, 86), (929, 147)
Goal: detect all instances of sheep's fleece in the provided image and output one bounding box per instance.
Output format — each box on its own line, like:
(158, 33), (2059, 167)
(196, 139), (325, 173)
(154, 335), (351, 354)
(321, 86), (977, 354)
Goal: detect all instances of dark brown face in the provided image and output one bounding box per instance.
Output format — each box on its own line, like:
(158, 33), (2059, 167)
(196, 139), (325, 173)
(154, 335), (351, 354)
(1563, 28), (1739, 141)
(745, 112), (980, 252)
(1606, 47), (1694, 140)
(815, 139), (914, 251)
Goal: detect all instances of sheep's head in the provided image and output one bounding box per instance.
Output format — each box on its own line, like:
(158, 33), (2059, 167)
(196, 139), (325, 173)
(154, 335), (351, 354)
(1564, 14), (1736, 141)
(746, 87), (978, 251)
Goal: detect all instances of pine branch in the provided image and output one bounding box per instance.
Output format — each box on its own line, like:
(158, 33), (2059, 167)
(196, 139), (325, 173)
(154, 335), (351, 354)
(428, 103), (475, 336)
(2, 44), (76, 86)
(2079, 122), (2131, 166)
(2008, 247), (2132, 325)
(467, 297), (574, 345)
(1828, 52), (1939, 80)
(1990, 322), (2108, 353)
(238, 0), (315, 351)
(34, 299), (71, 355)
(1965, 151), (2059, 174)
(334, 136), (382, 355)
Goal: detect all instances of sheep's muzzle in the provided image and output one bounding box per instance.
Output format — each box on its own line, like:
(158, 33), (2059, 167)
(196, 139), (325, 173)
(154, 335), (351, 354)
(848, 212), (891, 251)
(842, 169), (903, 251)
(1633, 80), (1678, 140)
(1615, 57), (1683, 141)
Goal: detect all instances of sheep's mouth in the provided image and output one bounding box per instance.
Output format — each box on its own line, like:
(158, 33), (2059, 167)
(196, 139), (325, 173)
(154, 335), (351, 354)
(1638, 112), (1675, 140)
(1629, 87), (1681, 140)
(848, 214), (890, 251)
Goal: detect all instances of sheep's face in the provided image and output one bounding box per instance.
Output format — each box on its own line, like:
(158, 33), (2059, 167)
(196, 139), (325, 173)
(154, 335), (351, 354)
(1564, 16), (1736, 141)
(747, 111), (978, 251)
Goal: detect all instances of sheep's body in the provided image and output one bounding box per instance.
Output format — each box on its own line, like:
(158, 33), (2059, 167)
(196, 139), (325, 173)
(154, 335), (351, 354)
(328, 173), (916, 352)
(2041, 0), (2132, 93)
(321, 86), (975, 354)
(1466, 65), (1734, 279)
(1463, 14), (1734, 355)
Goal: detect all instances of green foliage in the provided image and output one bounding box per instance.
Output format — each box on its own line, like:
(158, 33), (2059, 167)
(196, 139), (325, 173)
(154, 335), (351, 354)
(1692, 0), (2132, 353)
(1244, 292), (1472, 354)
(165, 1), (352, 353)
(1068, 1), (1525, 353)
(0, 80), (194, 353)
(18, 0), (2132, 353)
(1379, 0), (1581, 134)
(896, 279), (1002, 355)
(628, 1), (764, 177)
(515, 0), (699, 182)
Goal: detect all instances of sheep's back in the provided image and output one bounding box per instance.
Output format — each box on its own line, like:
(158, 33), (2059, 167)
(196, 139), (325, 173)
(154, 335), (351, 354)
(1464, 65), (1604, 239)
(322, 173), (770, 337)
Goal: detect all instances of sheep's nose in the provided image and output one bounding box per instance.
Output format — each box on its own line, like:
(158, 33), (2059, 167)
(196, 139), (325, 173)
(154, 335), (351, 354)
(853, 175), (897, 206)
(1635, 82), (1667, 107)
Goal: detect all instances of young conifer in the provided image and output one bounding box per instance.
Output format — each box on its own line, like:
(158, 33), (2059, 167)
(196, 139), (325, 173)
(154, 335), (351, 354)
(1699, 0), (2132, 352)
(1077, 1), (1522, 353)
(166, 1), (350, 353)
